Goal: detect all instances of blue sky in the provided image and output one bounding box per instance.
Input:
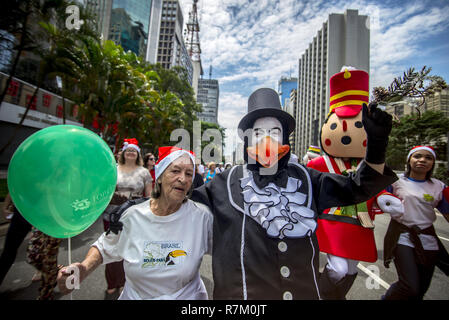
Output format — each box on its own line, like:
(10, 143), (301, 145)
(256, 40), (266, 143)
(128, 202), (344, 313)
(179, 0), (449, 157)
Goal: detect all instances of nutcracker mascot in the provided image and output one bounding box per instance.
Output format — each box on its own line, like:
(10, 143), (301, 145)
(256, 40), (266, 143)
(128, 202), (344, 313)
(191, 87), (397, 299)
(302, 145), (321, 164)
(307, 67), (403, 299)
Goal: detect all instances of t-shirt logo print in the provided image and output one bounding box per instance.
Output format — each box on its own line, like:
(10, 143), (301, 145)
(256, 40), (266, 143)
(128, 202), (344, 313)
(142, 241), (187, 268)
(423, 194), (434, 202)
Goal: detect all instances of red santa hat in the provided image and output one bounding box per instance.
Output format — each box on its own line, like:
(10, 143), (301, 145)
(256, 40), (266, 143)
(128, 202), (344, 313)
(122, 138), (140, 153)
(155, 146), (196, 181)
(407, 146), (436, 161)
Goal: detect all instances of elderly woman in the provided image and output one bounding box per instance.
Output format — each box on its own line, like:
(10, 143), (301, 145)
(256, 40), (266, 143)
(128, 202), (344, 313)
(57, 147), (213, 300)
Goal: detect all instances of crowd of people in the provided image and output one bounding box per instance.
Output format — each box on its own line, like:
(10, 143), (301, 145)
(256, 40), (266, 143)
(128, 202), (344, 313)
(0, 137), (233, 300)
(54, 86), (446, 301)
(0, 76), (448, 301)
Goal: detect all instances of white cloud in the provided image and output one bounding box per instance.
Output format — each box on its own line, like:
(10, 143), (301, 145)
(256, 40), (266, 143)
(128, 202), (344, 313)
(368, 3), (449, 88)
(179, 0), (449, 157)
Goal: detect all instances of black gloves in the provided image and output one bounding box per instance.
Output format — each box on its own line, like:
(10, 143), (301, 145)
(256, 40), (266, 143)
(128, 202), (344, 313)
(362, 102), (392, 164)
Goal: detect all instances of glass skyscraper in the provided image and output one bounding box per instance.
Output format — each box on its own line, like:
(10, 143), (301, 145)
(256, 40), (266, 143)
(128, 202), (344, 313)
(108, 0), (152, 57)
(278, 77), (298, 109)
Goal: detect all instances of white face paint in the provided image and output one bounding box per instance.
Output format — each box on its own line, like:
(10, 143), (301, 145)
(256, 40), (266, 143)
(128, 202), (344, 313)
(252, 117), (283, 145)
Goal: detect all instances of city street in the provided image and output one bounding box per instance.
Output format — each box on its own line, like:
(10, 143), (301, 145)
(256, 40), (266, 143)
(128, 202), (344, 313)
(0, 209), (448, 300)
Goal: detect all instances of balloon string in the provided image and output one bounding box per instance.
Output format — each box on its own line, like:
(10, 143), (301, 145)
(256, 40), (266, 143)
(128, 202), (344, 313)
(68, 237), (73, 301)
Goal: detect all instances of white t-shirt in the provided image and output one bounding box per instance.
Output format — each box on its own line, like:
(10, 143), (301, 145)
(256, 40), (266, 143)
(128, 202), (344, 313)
(93, 199), (213, 300)
(390, 174), (446, 250)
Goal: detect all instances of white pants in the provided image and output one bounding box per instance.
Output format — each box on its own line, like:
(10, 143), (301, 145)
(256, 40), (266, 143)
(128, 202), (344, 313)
(326, 254), (359, 282)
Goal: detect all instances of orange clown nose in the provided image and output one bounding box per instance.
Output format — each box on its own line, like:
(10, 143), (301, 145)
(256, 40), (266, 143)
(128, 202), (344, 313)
(247, 136), (290, 168)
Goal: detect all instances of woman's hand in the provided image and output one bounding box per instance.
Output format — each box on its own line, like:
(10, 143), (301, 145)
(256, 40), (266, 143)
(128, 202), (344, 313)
(57, 262), (87, 295)
(57, 246), (103, 295)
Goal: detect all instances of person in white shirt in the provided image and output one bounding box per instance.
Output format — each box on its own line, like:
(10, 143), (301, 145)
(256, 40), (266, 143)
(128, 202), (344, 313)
(57, 147), (213, 300)
(196, 162), (205, 177)
(383, 146), (449, 300)
(215, 163), (224, 174)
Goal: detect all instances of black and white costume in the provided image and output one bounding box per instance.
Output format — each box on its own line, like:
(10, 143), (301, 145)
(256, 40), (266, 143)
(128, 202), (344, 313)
(192, 161), (396, 299)
(192, 88), (397, 300)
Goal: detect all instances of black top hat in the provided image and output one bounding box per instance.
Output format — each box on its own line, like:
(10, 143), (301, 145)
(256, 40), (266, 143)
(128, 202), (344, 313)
(238, 88), (296, 138)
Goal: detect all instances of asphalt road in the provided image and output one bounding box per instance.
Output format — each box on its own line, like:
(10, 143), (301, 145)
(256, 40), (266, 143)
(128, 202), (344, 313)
(0, 211), (448, 300)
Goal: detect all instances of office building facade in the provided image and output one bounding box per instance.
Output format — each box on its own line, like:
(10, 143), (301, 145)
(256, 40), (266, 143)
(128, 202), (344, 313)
(151, 0), (193, 84)
(196, 79), (219, 124)
(295, 9), (370, 158)
(88, 0), (154, 58)
(285, 89), (298, 152)
(386, 89), (449, 119)
(0, 72), (82, 168)
(278, 77), (298, 109)
(87, 1), (193, 84)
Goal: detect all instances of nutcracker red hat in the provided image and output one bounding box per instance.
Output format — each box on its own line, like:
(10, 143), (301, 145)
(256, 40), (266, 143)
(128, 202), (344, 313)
(122, 138), (140, 153)
(155, 146), (196, 181)
(329, 67), (369, 118)
(407, 146), (436, 161)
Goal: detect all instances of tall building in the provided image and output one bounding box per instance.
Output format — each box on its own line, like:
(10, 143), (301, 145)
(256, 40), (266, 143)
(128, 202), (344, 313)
(285, 89), (298, 152)
(424, 88), (449, 117)
(87, 0), (158, 59)
(146, 0), (193, 84)
(88, 1), (193, 84)
(196, 79), (219, 124)
(278, 77), (298, 109)
(96, 0), (153, 58)
(295, 9), (370, 158)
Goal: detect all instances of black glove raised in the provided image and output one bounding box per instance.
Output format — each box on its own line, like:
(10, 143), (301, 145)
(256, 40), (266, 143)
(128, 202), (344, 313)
(362, 102), (392, 164)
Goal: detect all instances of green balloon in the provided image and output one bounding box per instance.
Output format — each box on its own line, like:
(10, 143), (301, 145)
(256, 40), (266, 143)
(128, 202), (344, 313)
(8, 125), (117, 238)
